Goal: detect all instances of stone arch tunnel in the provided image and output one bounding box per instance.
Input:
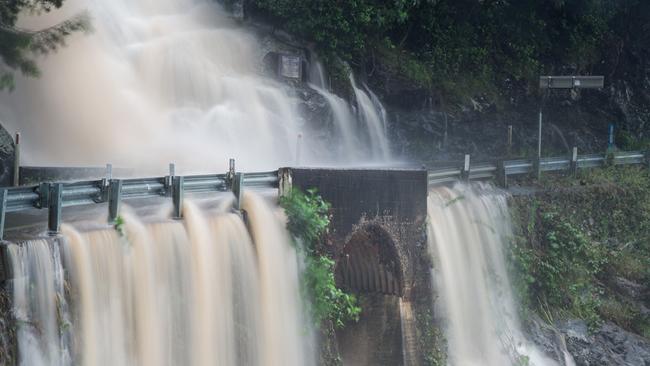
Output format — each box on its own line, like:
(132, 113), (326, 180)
(286, 167), (430, 366)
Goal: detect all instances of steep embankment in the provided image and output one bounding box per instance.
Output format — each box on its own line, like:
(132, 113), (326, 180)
(508, 166), (650, 364)
(243, 0), (650, 163)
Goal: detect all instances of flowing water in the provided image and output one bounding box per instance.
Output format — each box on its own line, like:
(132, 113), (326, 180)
(427, 184), (559, 366)
(0, 0), (391, 171)
(6, 192), (311, 366)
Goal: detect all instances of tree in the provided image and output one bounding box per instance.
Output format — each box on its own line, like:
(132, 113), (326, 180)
(0, 0), (89, 91)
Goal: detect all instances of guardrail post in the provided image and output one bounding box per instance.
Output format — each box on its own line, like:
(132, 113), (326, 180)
(497, 161), (508, 188)
(570, 147), (578, 177)
(605, 149), (615, 167)
(232, 173), (244, 211)
(0, 189), (8, 240)
(13, 133), (20, 187)
(108, 179), (122, 223)
(645, 150), (650, 169)
(165, 163), (175, 197)
(228, 158), (236, 182)
(461, 154), (471, 182)
(48, 183), (63, 235)
(533, 156), (541, 179)
(172, 176), (184, 219)
(37, 183), (50, 209)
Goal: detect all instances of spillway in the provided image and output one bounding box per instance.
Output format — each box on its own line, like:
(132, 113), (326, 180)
(427, 184), (560, 366)
(6, 192), (312, 366)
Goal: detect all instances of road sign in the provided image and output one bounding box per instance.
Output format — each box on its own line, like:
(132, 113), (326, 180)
(539, 76), (604, 89)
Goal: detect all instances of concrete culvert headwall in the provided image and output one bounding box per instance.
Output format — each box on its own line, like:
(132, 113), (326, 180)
(335, 224), (402, 296)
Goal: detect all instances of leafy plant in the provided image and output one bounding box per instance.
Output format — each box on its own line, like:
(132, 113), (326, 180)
(280, 188), (361, 328)
(0, 0), (90, 91)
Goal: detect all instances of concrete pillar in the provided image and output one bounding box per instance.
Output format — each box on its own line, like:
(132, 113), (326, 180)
(278, 168), (293, 197)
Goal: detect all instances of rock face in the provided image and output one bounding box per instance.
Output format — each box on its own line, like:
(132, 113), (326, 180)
(560, 320), (650, 366)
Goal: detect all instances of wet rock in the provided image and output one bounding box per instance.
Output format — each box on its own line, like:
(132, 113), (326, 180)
(559, 320), (650, 366)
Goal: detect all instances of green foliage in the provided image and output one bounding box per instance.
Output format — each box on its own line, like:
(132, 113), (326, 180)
(0, 0), (90, 91)
(303, 255), (361, 328)
(250, 0), (649, 100)
(280, 188), (330, 250)
(280, 188), (361, 328)
(417, 308), (446, 366)
(510, 166), (650, 335)
(114, 215), (126, 237)
(509, 208), (606, 328)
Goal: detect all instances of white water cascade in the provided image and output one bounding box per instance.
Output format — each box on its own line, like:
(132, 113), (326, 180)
(308, 61), (391, 163)
(0, 0), (391, 171)
(6, 192), (312, 366)
(427, 184), (560, 366)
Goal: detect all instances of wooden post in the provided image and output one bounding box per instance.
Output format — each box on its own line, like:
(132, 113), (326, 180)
(48, 183), (63, 235)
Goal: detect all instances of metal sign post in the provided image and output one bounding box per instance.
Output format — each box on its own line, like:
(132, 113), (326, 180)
(537, 75), (604, 178)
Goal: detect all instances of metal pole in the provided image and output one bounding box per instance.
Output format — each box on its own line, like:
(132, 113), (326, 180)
(462, 154), (471, 182)
(507, 125), (513, 156)
(538, 110), (542, 160)
(296, 133), (302, 165)
(48, 183), (63, 235)
(570, 147), (578, 177)
(232, 173), (243, 211)
(0, 189), (7, 240)
(172, 176), (184, 219)
(13, 133), (20, 187)
(108, 180), (122, 223)
(536, 109), (543, 178)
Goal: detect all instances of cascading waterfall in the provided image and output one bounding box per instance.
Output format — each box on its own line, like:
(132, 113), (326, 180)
(350, 76), (391, 161)
(6, 192), (311, 366)
(308, 61), (391, 162)
(7, 240), (72, 366)
(427, 184), (559, 366)
(0, 0), (391, 171)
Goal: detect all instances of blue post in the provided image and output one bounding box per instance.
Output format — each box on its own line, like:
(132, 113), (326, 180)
(608, 123), (615, 150)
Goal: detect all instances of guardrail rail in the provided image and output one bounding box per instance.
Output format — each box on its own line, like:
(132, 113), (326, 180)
(0, 161), (279, 240)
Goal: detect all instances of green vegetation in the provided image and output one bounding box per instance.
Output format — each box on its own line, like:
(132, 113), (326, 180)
(417, 308), (446, 366)
(280, 188), (361, 328)
(249, 0), (649, 100)
(509, 166), (650, 334)
(0, 0), (89, 91)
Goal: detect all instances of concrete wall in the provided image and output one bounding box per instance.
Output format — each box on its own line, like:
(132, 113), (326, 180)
(288, 168), (434, 366)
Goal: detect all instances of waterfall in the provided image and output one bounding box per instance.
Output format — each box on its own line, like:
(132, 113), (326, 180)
(6, 240), (72, 366)
(6, 192), (311, 366)
(350, 75), (391, 161)
(0, 0), (392, 171)
(427, 184), (559, 366)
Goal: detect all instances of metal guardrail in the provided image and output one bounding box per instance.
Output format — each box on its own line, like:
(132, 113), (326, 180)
(0, 163), (279, 240)
(428, 150), (648, 187)
(0, 150), (645, 240)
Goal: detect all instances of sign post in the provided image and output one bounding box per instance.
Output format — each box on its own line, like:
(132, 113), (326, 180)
(537, 75), (604, 178)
